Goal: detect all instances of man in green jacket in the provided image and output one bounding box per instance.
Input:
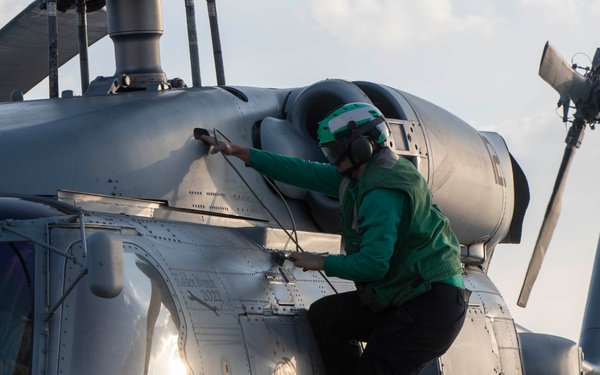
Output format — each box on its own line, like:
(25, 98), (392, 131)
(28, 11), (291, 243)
(200, 102), (468, 375)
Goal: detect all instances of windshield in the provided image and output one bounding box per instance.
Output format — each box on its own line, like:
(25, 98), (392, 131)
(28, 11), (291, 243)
(60, 248), (185, 375)
(0, 242), (34, 375)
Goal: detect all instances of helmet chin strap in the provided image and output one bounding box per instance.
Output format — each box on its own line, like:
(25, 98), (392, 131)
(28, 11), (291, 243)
(340, 163), (361, 177)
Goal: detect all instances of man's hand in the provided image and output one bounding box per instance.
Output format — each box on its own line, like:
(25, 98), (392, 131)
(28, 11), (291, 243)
(289, 252), (326, 272)
(199, 135), (251, 162)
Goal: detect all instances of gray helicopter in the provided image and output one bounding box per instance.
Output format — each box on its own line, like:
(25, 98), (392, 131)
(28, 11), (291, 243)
(0, 1), (598, 374)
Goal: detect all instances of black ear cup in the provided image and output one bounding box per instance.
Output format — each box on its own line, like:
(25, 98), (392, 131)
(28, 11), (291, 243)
(347, 136), (374, 165)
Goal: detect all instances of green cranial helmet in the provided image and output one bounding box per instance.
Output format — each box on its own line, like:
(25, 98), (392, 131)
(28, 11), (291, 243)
(317, 102), (390, 165)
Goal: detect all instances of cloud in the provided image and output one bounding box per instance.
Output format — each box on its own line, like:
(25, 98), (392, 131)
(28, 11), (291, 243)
(520, 0), (585, 24)
(306, 0), (495, 49)
(474, 110), (563, 145)
(0, 2), (25, 26)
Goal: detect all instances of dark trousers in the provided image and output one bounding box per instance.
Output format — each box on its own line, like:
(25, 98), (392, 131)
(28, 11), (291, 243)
(308, 283), (468, 375)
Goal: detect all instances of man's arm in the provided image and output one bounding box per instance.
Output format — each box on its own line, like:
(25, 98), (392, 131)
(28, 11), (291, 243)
(200, 135), (250, 162)
(324, 189), (410, 282)
(200, 135), (342, 197)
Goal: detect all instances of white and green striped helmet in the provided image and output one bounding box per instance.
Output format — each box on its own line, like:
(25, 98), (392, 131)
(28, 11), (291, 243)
(317, 103), (389, 165)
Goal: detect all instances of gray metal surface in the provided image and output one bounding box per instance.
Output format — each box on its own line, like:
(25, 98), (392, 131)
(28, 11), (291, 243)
(580, 235), (600, 374)
(0, 1), (108, 101)
(440, 266), (523, 374)
(519, 333), (582, 375)
(0, 79), (524, 253)
(2, 0), (594, 373)
(0, 198), (527, 375)
(1, 200), (346, 374)
(0, 76), (534, 374)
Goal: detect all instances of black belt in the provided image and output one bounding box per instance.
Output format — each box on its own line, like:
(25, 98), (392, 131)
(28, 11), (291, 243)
(430, 282), (472, 302)
(411, 276), (471, 302)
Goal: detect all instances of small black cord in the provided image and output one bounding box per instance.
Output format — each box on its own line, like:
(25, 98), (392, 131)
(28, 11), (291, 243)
(212, 128), (300, 247)
(211, 128), (338, 293)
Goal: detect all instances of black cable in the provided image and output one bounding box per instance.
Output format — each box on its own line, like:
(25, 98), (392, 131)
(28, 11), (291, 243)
(211, 128), (338, 293)
(212, 128), (300, 247)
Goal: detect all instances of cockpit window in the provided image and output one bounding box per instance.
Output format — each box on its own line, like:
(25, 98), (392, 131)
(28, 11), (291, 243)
(0, 242), (34, 375)
(62, 248), (185, 375)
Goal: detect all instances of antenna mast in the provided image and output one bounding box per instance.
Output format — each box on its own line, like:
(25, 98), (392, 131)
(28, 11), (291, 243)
(185, 0), (202, 87)
(47, 0), (59, 98)
(76, 0), (90, 94)
(206, 0), (225, 85)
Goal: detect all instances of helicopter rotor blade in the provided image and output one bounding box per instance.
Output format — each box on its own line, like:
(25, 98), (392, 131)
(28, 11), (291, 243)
(0, 1), (108, 101)
(517, 122), (585, 307)
(538, 41), (588, 103)
(592, 47), (600, 72)
(517, 42), (592, 308)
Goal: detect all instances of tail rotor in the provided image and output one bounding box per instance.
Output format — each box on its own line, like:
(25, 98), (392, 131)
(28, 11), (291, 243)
(517, 42), (598, 307)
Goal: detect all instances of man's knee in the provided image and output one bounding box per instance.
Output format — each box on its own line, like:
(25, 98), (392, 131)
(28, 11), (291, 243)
(308, 296), (331, 328)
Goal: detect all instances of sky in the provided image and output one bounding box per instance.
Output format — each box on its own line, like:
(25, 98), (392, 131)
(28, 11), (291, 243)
(1, 0), (599, 344)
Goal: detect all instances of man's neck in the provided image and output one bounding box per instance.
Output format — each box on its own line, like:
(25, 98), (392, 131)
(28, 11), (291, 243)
(352, 164), (367, 179)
